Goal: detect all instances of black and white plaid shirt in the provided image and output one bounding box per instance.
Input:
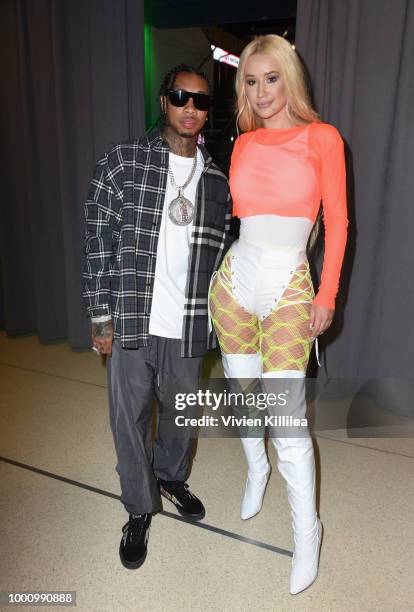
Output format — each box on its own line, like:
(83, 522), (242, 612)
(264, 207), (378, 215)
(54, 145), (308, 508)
(83, 129), (232, 357)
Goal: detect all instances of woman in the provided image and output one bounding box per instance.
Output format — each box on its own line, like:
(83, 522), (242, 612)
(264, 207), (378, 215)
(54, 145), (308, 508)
(209, 35), (348, 594)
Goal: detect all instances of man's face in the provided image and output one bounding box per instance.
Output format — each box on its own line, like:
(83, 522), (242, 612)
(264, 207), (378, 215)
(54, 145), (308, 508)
(161, 72), (209, 138)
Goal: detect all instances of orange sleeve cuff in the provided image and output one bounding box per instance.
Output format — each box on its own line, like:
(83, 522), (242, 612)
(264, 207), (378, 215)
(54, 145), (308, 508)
(313, 291), (336, 311)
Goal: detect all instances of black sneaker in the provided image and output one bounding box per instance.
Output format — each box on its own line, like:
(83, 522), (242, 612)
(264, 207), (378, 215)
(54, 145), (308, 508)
(159, 479), (205, 521)
(119, 513), (151, 570)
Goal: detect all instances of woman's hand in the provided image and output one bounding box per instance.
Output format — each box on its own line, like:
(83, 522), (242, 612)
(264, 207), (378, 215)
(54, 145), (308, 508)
(309, 304), (334, 338)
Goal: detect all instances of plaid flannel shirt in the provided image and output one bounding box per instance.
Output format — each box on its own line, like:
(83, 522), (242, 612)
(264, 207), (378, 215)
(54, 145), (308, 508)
(83, 129), (232, 357)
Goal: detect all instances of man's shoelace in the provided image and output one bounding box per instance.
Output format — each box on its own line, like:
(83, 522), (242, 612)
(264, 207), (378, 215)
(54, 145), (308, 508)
(165, 481), (196, 501)
(125, 515), (147, 541)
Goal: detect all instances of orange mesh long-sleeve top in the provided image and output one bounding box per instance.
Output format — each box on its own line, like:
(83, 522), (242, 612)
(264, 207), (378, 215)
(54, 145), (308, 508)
(229, 122), (348, 310)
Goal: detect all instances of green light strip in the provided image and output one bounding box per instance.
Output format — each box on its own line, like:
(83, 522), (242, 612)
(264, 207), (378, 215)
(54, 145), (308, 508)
(144, 21), (152, 130)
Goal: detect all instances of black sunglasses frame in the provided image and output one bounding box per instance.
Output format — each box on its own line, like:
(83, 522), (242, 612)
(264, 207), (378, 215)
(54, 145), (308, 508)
(168, 89), (212, 111)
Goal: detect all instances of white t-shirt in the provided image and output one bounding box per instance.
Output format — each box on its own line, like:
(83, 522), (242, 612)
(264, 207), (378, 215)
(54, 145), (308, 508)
(149, 148), (204, 338)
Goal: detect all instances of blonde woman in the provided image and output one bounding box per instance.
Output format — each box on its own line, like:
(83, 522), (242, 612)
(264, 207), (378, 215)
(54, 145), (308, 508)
(209, 35), (348, 594)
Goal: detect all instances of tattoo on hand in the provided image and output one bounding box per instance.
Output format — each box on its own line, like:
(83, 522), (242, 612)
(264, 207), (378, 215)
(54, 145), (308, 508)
(92, 320), (113, 339)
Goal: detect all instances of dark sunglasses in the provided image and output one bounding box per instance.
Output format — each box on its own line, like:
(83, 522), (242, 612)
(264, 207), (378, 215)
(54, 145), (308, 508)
(168, 89), (212, 111)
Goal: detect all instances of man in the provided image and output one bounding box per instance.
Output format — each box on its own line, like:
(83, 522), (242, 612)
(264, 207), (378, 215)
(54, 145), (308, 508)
(83, 64), (231, 569)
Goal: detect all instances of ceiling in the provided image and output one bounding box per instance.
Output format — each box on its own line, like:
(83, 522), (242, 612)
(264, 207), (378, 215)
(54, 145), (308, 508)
(147, 0), (297, 31)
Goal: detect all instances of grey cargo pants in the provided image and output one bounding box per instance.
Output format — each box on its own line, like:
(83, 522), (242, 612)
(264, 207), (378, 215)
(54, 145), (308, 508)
(107, 336), (203, 515)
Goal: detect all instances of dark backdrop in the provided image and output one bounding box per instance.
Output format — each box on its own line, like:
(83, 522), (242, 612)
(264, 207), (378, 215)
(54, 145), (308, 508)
(0, 0), (145, 347)
(296, 0), (414, 379)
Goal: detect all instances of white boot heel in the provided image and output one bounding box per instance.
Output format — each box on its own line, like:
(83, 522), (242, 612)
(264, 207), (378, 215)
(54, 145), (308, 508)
(241, 463), (271, 520)
(290, 518), (323, 595)
(240, 437), (270, 520)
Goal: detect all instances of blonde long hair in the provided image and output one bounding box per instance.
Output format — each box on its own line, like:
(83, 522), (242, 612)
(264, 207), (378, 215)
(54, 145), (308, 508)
(235, 34), (320, 132)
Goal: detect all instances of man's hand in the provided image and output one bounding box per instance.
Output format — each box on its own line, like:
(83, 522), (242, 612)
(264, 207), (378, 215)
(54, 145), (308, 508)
(309, 304), (334, 338)
(92, 319), (114, 356)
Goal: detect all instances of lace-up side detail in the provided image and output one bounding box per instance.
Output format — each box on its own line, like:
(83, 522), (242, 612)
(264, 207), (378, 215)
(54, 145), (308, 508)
(209, 251), (260, 355)
(261, 262), (314, 373)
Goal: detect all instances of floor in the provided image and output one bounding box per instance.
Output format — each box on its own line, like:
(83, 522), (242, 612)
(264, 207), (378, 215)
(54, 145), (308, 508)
(1, 332), (413, 612)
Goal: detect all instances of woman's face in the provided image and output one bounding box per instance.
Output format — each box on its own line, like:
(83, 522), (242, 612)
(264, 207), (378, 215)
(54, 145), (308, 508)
(244, 53), (290, 128)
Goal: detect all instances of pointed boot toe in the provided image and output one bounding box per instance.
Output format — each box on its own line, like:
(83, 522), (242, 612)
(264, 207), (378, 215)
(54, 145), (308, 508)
(289, 519), (323, 595)
(240, 464), (271, 520)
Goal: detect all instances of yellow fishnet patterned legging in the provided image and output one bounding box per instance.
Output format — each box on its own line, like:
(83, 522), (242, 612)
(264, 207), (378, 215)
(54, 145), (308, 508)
(209, 252), (314, 373)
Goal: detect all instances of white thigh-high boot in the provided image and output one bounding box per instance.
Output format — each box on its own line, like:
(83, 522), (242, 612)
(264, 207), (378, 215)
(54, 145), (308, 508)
(222, 353), (270, 520)
(263, 370), (322, 594)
